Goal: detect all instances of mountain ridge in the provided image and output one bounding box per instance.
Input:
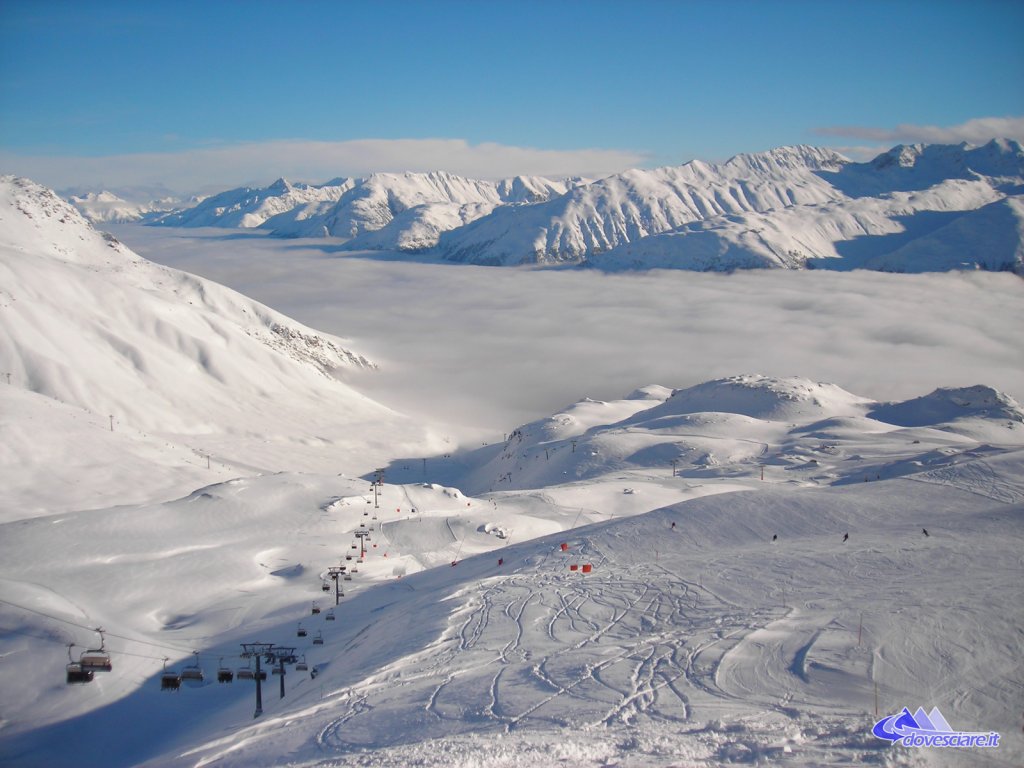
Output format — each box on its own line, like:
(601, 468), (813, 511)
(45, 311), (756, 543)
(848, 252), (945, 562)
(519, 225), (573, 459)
(66, 139), (1024, 274)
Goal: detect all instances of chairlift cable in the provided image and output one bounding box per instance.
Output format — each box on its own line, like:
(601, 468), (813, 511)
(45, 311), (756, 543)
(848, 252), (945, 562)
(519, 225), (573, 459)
(0, 597), (219, 658)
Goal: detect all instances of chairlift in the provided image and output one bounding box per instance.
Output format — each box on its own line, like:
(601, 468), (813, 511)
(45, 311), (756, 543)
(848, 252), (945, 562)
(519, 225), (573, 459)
(344, 573), (352, 581)
(296, 655), (308, 672)
(312, 631), (324, 646)
(351, 544), (358, 549)
(79, 628), (112, 672)
(181, 650), (204, 682)
(297, 623), (307, 638)
(345, 554), (353, 561)
(311, 602), (321, 615)
(326, 608), (336, 621)
(217, 658), (234, 683)
(160, 659), (181, 691)
(321, 581), (331, 592)
(65, 645), (94, 685)
(237, 662), (255, 680)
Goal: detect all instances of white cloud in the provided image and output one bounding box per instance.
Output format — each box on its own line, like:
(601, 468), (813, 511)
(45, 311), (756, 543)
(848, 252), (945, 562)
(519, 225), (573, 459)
(0, 138), (647, 195)
(814, 116), (1024, 149)
(112, 225), (1024, 437)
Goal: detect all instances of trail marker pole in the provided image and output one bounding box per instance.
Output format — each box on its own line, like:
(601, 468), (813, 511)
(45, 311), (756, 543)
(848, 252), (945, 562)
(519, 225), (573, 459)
(109, 415), (114, 432)
(671, 459), (679, 477)
(858, 613), (863, 646)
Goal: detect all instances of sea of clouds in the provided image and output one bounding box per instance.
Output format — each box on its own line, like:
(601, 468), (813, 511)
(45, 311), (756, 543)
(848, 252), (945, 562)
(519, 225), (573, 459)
(112, 225), (1024, 440)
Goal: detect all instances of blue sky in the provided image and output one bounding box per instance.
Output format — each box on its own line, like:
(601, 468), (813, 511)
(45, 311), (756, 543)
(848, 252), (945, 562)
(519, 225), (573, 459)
(1, 0), (1022, 192)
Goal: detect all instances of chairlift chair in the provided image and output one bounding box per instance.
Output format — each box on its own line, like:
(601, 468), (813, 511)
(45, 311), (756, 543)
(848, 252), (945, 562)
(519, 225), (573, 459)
(322, 581), (331, 592)
(296, 655), (308, 672)
(345, 554), (353, 561)
(311, 603), (321, 615)
(297, 624), (307, 638)
(326, 608), (336, 621)
(313, 631), (324, 646)
(66, 662), (94, 685)
(79, 629), (113, 671)
(160, 660), (181, 691)
(65, 645), (94, 685)
(181, 651), (204, 682)
(217, 658), (234, 683)
(237, 660), (255, 680)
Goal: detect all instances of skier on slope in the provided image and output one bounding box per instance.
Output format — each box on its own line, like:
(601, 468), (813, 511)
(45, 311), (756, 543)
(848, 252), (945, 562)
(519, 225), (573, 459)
(842, 532), (849, 543)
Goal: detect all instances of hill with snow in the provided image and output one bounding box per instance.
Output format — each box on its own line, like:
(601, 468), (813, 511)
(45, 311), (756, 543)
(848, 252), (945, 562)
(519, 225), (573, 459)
(151, 140), (1024, 273)
(439, 140), (1024, 270)
(150, 172), (586, 250)
(67, 190), (183, 224)
(2, 176), (1022, 767)
(2, 367), (1022, 767)
(0, 175), (439, 514)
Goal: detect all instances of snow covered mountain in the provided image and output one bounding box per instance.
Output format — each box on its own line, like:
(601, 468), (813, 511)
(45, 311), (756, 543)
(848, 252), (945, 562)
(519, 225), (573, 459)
(439, 140), (1024, 269)
(0, 175), (438, 513)
(67, 189), (182, 224)
(150, 171), (585, 250)
(151, 139), (1024, 273)
(153, 177), (356, 229)
(3, 369), (1022, 767)
(388, 374), (1024, 495)
(436, 145), (848, 265)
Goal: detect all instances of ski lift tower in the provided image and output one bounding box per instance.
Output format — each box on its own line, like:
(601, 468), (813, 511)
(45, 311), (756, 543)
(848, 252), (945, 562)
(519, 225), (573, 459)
(355, 527), (371, 559)
(326, 565), (347, 605)
(265, 645), (297, 701)
(240, 643), (275, 717)
(373, 468), (385, 508)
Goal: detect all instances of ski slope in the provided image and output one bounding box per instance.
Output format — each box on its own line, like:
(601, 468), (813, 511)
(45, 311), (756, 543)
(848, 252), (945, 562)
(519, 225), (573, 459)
(2, 177), (1022, 767)
(2, 374), (1022, 767)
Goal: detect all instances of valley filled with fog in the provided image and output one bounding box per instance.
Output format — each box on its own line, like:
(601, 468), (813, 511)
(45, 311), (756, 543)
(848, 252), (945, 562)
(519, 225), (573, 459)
(113, 223), (1024, 436)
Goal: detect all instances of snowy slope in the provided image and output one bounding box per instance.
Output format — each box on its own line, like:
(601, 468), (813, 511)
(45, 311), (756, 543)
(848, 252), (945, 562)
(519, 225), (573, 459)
(154, 177), (356, 229)
(592, 141), (1024, 273)
(434, 146), (849, 265)
(265, 171), (580, 249)
(0, 176), (439, 512)
(67, 190), (179, 224)
(148, 140), (1024, 271)
(1, 375), (1021, 767)
(590, 178), (1006, 271)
